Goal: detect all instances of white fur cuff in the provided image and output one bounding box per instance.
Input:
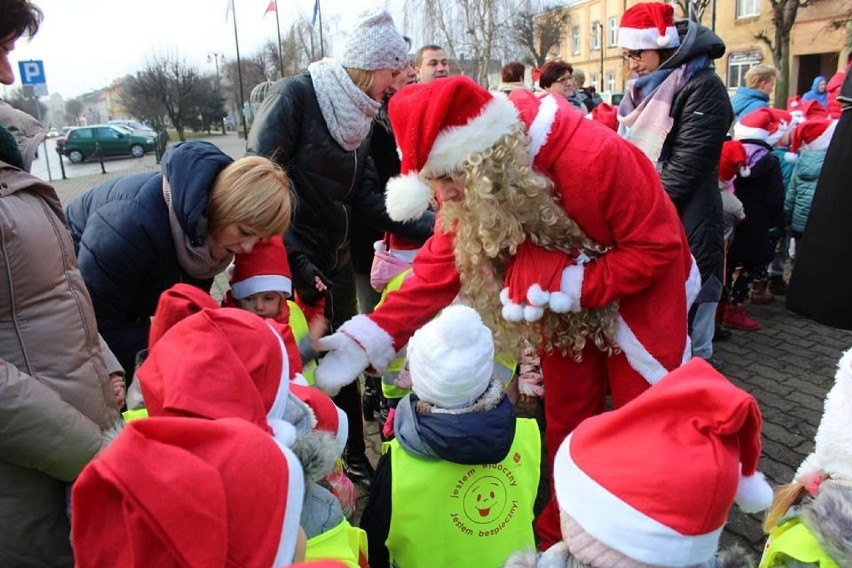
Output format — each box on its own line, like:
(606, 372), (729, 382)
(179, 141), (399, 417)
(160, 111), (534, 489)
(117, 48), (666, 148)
(558, 265), (584, 313)
(314, 332), (369, 396)
(339, 314), (396, 372)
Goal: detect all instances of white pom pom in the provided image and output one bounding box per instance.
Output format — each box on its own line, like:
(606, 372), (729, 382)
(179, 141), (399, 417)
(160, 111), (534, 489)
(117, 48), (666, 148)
(524, 305), (544, 322)
(502, 302), (524, 322)
(739, 165), (751, 177)
(656, 35), (670, 47)
(548, 291), (572, 313)
(735, 471), (774, 513)
(526, 284), (550, 307)
(386, 173), (433, 222)
(499, 287), (511, 306)
(784, 152), (798, 163)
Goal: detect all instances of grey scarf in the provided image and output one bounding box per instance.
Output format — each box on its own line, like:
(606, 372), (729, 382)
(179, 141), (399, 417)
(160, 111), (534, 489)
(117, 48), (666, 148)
(308, 58), (380, 151)
(162, 178), (232, 279)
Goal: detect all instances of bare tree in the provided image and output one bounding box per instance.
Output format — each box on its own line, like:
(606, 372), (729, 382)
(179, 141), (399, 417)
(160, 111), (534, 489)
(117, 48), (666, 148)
(672, 0), (712, 24)
(513, 3), (569, 68)
(65, 98), (85, 126)
(754, 0), (822, 108)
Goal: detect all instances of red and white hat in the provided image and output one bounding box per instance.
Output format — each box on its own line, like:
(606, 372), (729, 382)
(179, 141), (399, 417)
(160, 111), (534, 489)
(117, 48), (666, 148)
(230, 235), (292, 300)
(553, 359), (772, 566)
(618, 2), (680, 50)
(148, 283), (220, 349)
(792, 116), (837, 153)
(138, 308), (293, 440)
(290, 382), (349, 456)
(733, 107), (779, 141)
(589, 102), (618, 131)
(385, 75), (519, 222)
(788, 98), (827, 124)
(718, 140), (751, 184)
(72, 417), (305, 567)
(766, 108), (795, 146)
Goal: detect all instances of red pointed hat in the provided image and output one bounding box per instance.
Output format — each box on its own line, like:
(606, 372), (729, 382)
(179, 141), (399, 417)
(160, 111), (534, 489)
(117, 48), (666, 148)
(230, 235), (292, 300)
(618, 2), (680, 50)
(72, 417), (305, 567)
(148, 283), (220, 349)
(138, 308), (291, 432)
(385, 75), (520, 222)
(553, 359), (772, 566)
(792, 117), (837, 153)
(590, 102), (618, 131)
(719, 140), (751, 183)
(733, 107), (778, 141)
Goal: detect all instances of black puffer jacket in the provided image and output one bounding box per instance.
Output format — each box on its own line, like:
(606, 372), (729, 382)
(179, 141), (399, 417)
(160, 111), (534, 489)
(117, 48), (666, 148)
(658, 21), (733, 291)
(247, 73), (433, 325)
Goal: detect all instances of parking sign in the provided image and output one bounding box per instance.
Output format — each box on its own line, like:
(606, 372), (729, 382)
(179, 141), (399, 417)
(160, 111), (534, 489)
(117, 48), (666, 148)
(18, 60), (46, 86)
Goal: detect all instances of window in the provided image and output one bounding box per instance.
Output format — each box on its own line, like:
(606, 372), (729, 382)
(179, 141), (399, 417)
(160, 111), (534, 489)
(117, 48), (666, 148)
(591, 21), (600, 50)
(726, 51), (762, 88)
(608, 17), (618, 47)
(96, 127), (121, 139)
(736, 0), (760, 18)
(606, 72), (615, 93)
(571, 26), (581, 54)
(591, 73), (599, 89)
(69, 128), (93, 140)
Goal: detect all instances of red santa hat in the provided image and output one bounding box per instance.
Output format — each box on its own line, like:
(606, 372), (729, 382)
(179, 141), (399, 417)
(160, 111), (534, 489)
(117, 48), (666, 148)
(589, 102), (618, 131)
(618, 2), (680, 51)
(789, 98), (827, 124)
(230, 235), (292, 300)
(765, 108), (795, 146)
(148, 283), (219, 349)
(290, 382), (349, 455)
(733, 107), (778, 141)
(385, 75), (520, 222)
(72, 417), (305, 567)
(138, 308), (293, 442)
(553, 359), (772, 566)
(718, 140), (751, 184)
(792, 116), (837, 153)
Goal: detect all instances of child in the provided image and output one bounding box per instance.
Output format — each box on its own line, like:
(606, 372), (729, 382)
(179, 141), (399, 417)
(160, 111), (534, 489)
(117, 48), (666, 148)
(361, 305), (540, 568)
(72, 416), (307, 567)
(504, 358), (772, 567)
(724, 108), (787, 330)
(766, 109), (797, 295)
(760, 348), (852, 567)
(225, 235), (328, 384)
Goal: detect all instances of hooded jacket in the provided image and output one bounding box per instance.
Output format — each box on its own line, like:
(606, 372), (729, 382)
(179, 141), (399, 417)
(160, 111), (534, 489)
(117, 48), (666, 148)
(802, 76), (828, 108)
(65, 141), (233, 374)
(0, 109), (123, 566)
(785, 148), (826, 234)
(731, 86), (770, 121)
(360, 383), (517, 568)
(658, 20), (733, 292)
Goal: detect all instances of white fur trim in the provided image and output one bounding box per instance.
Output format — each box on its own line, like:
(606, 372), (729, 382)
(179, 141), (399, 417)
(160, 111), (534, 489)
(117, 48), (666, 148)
(615, 315), (669, 385)
(230, 275), (292, 299)
(555, 433), (721, 565)
(339, 314), (396, 372)
(333, 406), (349, 456)
(421, 93), (520, 177)
(557, 265), (585, 313)
(528, 94), (558, 162)
(807, 120), (837, 151)
(735, 471), (774, 513)
(685, 256), (701, 310)
(810, 347), (852, 480)
(524, 305), (545, 322)
(538, 542), (571, 568)
(271, 443), (305, 567)
(618, 26), (680, 51)
(733, 124), (769, 141)
(266, 321), (291, 421)
(386, 173), (433, 222)
(526, 284), (550, 307)
(502, 302), (524, 322)
(314, 332), (369, 396)
(291, 373), (309, 387)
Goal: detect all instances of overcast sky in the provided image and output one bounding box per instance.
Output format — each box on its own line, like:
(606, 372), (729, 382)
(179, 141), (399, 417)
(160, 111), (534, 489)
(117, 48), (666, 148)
(6, 0), (408, 100)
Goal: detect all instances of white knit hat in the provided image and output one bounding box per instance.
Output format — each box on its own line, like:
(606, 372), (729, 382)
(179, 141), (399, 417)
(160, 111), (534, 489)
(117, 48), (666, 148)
(408, 305), (494, 409)
(340, 8), (408, 71)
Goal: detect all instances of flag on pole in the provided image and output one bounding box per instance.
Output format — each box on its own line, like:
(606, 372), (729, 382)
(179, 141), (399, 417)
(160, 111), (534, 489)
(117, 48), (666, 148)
(263, 0), (276, 18)
(225, 0), (234, 22)
(311, 0), (320, 26)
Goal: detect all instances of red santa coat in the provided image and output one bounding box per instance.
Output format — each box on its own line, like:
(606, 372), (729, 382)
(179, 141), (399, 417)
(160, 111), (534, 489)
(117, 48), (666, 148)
(343, 91), (699, 388)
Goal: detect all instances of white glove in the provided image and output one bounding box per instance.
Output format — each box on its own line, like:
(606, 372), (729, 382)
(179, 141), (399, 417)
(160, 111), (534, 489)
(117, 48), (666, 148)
(314, 332), (369, 396)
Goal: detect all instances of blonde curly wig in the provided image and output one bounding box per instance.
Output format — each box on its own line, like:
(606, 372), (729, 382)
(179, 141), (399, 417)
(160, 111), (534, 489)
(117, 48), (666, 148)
(438, 123), (619, 360)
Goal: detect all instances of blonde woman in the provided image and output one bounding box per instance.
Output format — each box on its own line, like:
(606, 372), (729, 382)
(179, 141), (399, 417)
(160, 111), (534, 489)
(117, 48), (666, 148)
(247, 8), (434, 484)
(66, 145), (292, 380)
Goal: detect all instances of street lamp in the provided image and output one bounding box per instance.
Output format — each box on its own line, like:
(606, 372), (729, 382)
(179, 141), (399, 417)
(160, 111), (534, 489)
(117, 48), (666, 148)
(207, 52), (226, 134)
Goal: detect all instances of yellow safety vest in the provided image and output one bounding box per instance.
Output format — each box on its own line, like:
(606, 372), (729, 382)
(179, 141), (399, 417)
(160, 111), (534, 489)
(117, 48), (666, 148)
(386, 418), (540, 568)
(122, 407), (149, 422)
(288, 300), (316, 385)
(376, 271), (518, 400)
(305, 519), (368, 568)
(759, 517), (840, 567)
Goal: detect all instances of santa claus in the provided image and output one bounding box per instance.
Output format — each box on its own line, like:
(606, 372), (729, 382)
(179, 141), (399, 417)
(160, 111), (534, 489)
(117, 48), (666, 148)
(315, 75), (699, 548)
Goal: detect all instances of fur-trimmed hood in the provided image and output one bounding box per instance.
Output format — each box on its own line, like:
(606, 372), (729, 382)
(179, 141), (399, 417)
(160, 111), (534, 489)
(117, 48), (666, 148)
(800, 481), (852, 566)
(501, 542), (755, 568)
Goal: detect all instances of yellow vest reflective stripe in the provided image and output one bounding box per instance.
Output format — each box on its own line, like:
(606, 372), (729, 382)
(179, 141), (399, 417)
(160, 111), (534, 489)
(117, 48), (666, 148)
(386, 418), (540, 568)
(288, 300), (316, 386)
(494, 352), (517, 390)
(305, 519), (368, 568)
(122, 408), (149, 422)
(759, 518), (840, 568)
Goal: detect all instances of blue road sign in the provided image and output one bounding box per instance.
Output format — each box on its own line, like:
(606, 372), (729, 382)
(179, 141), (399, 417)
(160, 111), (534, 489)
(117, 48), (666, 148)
(18, 60), (46, 85)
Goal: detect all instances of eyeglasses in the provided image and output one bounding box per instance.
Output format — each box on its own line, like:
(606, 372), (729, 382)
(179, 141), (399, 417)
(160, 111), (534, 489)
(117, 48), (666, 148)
(555, 75), (573, 83)
(621, 50), (644, 62)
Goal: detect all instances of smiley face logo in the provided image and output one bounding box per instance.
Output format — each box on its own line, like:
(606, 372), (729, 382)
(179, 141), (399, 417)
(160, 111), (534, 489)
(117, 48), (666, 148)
(462, 476), (507, 525)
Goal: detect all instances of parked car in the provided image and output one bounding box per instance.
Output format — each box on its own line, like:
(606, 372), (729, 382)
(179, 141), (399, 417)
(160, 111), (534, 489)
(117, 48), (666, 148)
(47, 127), (59, 138)
(60, 124), (157, 163)
(108, 119), (156, 136)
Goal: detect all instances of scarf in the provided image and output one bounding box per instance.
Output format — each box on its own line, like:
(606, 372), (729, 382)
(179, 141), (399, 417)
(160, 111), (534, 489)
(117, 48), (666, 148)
(308, 58), (380, 151)
(162, 177), (232, 280)
(618, 55), (711, 164)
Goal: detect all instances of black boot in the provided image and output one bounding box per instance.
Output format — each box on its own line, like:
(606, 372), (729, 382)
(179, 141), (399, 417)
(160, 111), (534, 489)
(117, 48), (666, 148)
(343, 452), (375, 488)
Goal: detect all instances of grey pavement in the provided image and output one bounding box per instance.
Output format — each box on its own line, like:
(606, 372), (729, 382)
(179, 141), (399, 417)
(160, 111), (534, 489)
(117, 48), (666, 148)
(42, 133), (847, 556)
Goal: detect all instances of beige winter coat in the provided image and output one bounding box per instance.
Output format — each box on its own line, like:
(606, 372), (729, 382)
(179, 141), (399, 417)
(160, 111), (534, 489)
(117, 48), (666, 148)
(0, 105), (123, 567)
